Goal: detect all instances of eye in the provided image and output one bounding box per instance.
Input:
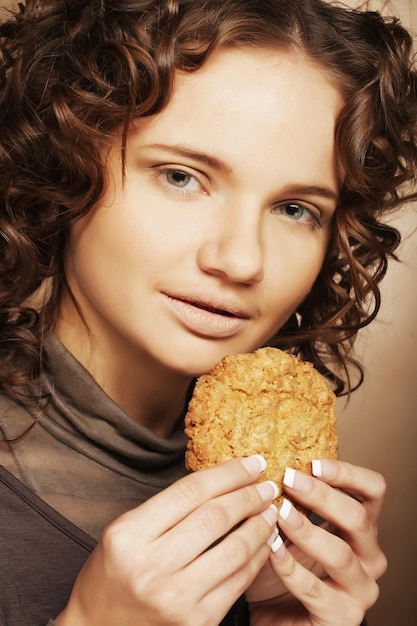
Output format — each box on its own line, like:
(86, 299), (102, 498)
(152, 167), (206, 197)
(163, 169), (201, 192)
(277, 202), (322, 229)
(282, 203), (305, 220)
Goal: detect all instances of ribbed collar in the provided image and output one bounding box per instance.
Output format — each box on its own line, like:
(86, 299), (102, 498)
(34, 332), (188, 483)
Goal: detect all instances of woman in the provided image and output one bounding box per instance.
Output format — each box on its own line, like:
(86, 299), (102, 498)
(0, 1), (416, 624)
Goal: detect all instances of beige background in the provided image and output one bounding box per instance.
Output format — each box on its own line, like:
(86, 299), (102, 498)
(1, 1), (416, 624)
(336, 2), (417, 625)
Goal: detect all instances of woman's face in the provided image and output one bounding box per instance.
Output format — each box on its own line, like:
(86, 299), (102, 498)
(60, 48), (344, 379)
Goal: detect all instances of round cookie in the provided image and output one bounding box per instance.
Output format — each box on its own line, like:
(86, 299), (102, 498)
(185, 347), (338, 512)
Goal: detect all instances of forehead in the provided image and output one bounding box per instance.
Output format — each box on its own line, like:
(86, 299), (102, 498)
(132, 47), (345, 191)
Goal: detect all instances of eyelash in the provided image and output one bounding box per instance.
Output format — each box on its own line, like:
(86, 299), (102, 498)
(276, 202), (323, 230)
(153, 168), (204, 197)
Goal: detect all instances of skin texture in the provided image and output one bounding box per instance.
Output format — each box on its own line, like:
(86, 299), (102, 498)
(54, 48), (387, 626)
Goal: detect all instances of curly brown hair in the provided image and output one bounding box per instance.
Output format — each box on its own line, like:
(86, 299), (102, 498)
(0, 0), (416, 397)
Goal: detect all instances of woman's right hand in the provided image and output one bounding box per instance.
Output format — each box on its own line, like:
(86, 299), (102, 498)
(55, 455), (278, 626)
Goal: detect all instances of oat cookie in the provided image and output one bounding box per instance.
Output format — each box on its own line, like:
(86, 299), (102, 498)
(185, 347), (338, 512)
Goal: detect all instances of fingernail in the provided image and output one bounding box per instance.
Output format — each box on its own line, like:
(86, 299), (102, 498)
(261, 504), (278, 526)
(256, 480), (280, 502)
(312, 460), (322, 477)
(312, 459), (337, 479)
(271, 532), (284, 553)
(279, 498), (302, 528)
(267, 527), (279, 548)
(283, 468), (313, 493)
(241, 455), (267, 476)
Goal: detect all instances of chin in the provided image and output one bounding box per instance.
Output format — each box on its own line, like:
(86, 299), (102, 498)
(168, 340), (262, 379)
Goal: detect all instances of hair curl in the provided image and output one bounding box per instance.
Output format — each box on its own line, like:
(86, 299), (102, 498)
(0, 0), (416, 397)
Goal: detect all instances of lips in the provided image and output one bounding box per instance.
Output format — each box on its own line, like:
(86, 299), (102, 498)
(179, 295), (249, 318)
(163, 294), (250, 338)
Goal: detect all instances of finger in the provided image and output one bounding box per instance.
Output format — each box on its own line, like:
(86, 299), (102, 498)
(160, 481), (279, 570)
(269, 535), (374, 626)
(283, 467), (368, 534)
(282, 466), (385, 568)
(118, 455), (268, 539)
(201, 548), (273, 619)
(275, 497), (379, 605)
(148, 507), (278, 626)
(312, 459), (386, 520)
(197, 524), (276, 622)
(186, 505), (278, 591)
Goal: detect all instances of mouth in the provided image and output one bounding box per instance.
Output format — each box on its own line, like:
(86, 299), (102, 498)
(163, 293), (250, 338)
(177, 296), (249, 319)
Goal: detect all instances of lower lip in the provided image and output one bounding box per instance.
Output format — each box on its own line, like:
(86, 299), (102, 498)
(164, 296), (248, 338)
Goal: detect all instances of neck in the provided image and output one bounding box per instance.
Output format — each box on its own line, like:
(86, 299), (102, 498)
(53, 317), (193, 439)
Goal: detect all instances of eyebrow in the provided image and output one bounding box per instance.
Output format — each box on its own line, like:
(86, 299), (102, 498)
(281, 184), (339, 204)
(144, 143), (339, 203)
(144, 143), (233, 174)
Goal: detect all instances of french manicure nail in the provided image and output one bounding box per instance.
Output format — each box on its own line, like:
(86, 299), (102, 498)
(256, 480), (280, 502)
(261, 504), (278, 526)
(271, 533), (284, 553)
(284, 467), (313, 493)
(279, 498), (302, 528)
(241, 454), (267, 476)
(283, 467), (296, 488)
(312, 459), (322, 477)
(267, 527), (279, 548)
(280, 498), (292, 521)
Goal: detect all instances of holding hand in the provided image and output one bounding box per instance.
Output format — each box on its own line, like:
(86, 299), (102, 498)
(56, 455), (278, 626)
(248, 459), (387, 626)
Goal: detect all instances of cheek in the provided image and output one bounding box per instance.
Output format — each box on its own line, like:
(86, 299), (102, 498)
(269, 235), (326, 283)
(263, 241), (326, 322)
(66, 211), (131, 303)
(69, 207), (192, 303)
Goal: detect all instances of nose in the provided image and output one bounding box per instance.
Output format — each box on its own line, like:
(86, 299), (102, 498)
(196, 203), (264, 284)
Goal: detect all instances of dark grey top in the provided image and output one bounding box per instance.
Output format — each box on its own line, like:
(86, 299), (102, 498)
(0, 332), (188, 539)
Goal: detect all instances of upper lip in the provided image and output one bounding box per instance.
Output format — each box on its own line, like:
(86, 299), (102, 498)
(164, 293), (251, 319)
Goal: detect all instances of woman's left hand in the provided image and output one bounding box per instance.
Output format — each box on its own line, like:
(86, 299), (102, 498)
(246, 459), (387, 625)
